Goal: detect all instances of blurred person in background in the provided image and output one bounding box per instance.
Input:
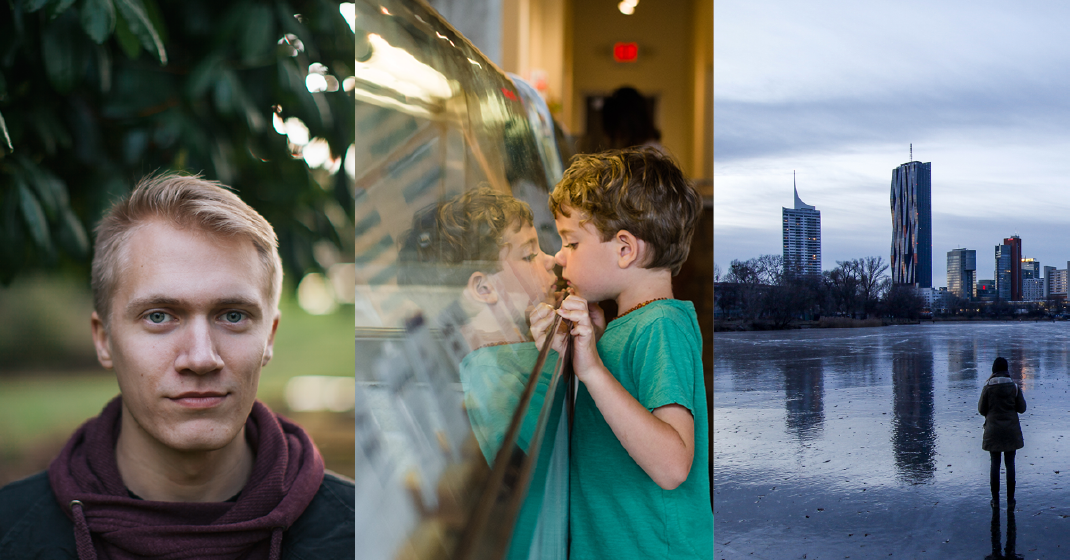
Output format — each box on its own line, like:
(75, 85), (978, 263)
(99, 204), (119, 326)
(0, 174), (354, 559)
(602, 86), (663, 151)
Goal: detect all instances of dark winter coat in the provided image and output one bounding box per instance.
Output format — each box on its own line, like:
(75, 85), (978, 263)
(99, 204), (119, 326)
(978, 373), (1027, 452)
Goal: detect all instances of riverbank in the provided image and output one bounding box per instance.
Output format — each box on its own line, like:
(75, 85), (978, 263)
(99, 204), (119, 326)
(715, 315), (1064, 332)
(715, 317), (897, 331)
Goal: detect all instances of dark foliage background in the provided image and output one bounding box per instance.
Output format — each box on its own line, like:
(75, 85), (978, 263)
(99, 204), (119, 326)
(0, 0), (355, 287)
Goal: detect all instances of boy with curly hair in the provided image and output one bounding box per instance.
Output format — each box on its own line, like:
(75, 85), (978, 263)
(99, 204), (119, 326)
(530, 147), (711, 559)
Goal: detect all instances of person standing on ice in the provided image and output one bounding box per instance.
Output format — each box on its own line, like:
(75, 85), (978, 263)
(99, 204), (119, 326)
(978, 356), (1027, 510)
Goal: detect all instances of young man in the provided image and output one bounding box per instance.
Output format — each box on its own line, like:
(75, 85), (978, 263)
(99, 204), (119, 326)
(530, 147), (712, 559)
(0, 175), (354, 559)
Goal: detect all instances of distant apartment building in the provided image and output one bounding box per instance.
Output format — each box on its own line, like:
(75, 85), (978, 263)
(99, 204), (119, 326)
(890, 161), (932, 288)
(782, 181), (821, 277)
(977, 279), (996, 300)
(1044, 264), (1068, 299)
(947, 248), (976, 299)
(995, 236), (1022, 301)
(1024, 278), (1045, 301)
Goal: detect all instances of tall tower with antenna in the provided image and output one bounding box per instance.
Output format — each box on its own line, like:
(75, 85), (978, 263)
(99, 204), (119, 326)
(782, 171), (822, 276)
(890, 151), (932, 288)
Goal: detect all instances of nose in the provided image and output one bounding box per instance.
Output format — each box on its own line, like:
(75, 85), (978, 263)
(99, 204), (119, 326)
(541, 250), (555, 271)
(554, 248), (566, 267)
(174, 317), (224, 375)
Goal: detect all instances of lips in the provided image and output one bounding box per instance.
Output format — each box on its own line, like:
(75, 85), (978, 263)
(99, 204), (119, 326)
(170, 392), (228, 409)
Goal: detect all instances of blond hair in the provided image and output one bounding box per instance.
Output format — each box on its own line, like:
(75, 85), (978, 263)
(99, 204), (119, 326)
(91, 173), (282, 324)
(549, 147), (700, 275)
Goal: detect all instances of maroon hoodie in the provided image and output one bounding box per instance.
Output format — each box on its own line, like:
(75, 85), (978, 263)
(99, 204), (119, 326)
(48, 397), (324, 560)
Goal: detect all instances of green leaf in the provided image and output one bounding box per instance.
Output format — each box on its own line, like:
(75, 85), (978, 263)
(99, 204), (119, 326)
(46, 0), (77, 20)
(113, 0), (167, 65)
(57, 207), (89, 258)
(22, 0), (50, 13)
(80, 0), (116, 44)
(0, 70), (7, 98)
(186, 54), (224, 99)
(239, 4), (275, 64)
(41, 21), (79, 93)
(21, 162), (60, 220)
(0, 111), (12, 153)
(113, 9), (140, 59)
(17, 183), (51, 250)
(1, 184), (27, 282)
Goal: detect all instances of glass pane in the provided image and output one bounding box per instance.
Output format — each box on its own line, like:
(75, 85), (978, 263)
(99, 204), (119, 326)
(350, 2), (569, 558)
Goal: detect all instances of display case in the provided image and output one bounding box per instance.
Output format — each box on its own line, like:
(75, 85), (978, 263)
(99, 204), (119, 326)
(349, 2), (571, 558)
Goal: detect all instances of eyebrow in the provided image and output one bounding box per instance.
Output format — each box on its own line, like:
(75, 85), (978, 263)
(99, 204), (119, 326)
(125, 295), (263, 314)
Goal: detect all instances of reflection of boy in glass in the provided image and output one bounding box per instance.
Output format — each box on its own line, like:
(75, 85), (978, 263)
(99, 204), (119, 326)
(399, 188), (558, 463)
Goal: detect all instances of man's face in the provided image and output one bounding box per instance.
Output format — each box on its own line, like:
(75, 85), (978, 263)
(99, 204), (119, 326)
(553, 207), (619, 302)
(489, 222), (558, 321)
(91, 220), (279, 453)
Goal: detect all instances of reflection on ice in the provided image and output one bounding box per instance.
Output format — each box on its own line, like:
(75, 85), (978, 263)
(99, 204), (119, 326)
(714, 322), (1070, 558)
(891, 339), (935, 483)
(782, 359), (823, 442)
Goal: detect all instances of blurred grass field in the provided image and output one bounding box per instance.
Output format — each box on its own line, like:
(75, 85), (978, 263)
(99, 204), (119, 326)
(0, 276), (354, 485)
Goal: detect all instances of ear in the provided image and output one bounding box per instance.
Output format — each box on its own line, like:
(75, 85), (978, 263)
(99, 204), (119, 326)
(90, 311), (114, 370)
(261, 311), (281, 367)
(614, 230), (646, 269)
(466, 271), (499, 305)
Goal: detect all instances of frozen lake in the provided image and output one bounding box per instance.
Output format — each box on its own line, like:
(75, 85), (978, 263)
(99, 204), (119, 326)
(714, 321), (1070, 559)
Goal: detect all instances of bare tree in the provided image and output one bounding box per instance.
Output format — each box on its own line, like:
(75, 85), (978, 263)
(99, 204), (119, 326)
(857, 256), (890, 318)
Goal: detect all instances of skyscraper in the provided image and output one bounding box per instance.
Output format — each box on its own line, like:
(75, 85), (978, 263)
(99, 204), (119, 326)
(782, 176), (821, 276)
(947, 248), (976, 299)
(1022, 257), (1040, 280)
(890, 160), (932, 288)
(995, 235), (1022, 301)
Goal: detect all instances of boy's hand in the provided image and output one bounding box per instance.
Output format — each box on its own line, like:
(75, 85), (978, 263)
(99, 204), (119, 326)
(529, 302), (568, 354)
(588, 301), (606, 342)
(556, 294), (606, 380)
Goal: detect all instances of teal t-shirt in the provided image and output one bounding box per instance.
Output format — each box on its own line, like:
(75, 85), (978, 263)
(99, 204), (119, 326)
(570, 299), (712, 559)
(459, 342), (555, 464)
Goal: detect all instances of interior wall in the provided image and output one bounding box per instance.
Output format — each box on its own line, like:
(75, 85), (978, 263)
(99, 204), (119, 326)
(501, 0), (568, 117)
(693, 0), (712, 183)
(569, 0), (696, 174)
(428, 0), (503, 65)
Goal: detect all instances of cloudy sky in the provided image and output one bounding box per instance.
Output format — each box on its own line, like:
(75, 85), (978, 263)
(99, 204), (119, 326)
(714, 1), (1070, 286)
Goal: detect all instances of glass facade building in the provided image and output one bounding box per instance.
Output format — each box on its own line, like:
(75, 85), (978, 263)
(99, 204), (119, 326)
(995, 236), (1022, 301)
(946, 248), (976, 299)
(890, 161), (932, 288)
(782, 184), (822, 276)
(1022, 257), (1040, 279)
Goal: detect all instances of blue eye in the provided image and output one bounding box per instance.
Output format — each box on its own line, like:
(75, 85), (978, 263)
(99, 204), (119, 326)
(148, 312), (168, 324)
(224, 311), (245, 323)
(523, 253), (537, 262)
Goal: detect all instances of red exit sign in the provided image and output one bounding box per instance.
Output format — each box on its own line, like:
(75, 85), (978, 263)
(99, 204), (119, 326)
(613, 42), (638, 63)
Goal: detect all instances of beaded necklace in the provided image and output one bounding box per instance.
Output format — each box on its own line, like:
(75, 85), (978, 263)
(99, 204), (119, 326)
(615, 297), (669, 321)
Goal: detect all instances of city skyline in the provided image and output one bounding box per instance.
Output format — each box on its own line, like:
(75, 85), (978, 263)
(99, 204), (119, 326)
(714, 2), (1070, 285)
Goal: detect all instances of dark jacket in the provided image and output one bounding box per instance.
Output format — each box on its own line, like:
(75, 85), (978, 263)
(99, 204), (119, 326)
(978, 373), (1027, 452)
(0, 470), (355, 559)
